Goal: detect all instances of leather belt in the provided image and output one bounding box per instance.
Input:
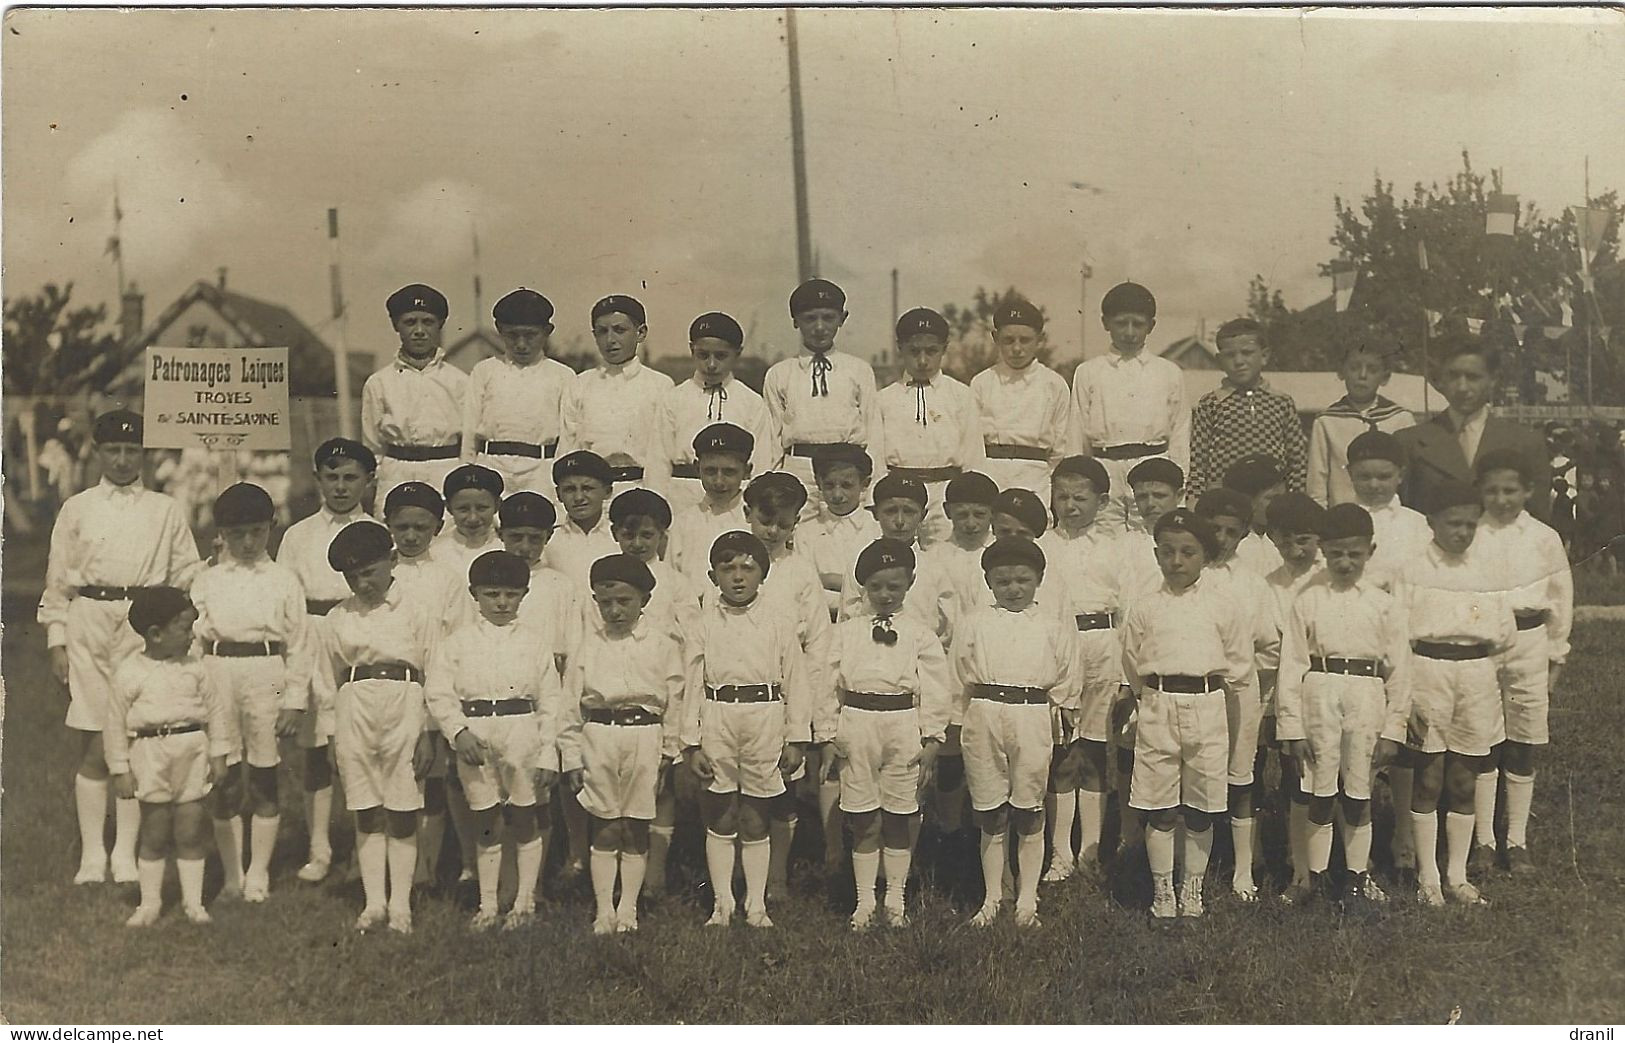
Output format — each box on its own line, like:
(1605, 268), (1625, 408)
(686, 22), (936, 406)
(208, 640), (286, 658)
(342, 662), (423, 684)
(888, 465), (962, 484)
(461, 698), (534, 718)
(1309, 655), (1382, 677)
(968, 683), (1050, 705)
(790, 442), (859, 459)
(478, 438), (557, 459)
(585, 707), (662, 726)
(132, 721), (203, 739)
(609, 465), (645, 482)
(670, 463), (701, 479)
(841, 690), (915, 712)
(1095, 441), (1168, 461)
(1145, 673), (1225, 694)
(984, 443), (1050, 461)
(306, 598), (343, 616)
(1075, 611), (1118, 631)
(1412, 640), (1490, 661)
(1514, 610), (1549, 631)
(78, 585), (152, 602)
(705, 683), (783, 704)
(384, 442), (460, 462)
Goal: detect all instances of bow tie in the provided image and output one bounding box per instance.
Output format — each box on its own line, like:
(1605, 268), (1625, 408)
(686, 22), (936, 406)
(810, 353), (833, 397)
(871, 615), (898, 646)
(703, 383), (728, 421)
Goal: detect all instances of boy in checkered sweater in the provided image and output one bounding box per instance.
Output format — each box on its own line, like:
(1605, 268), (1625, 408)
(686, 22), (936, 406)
(1188, 318), (1307, 498)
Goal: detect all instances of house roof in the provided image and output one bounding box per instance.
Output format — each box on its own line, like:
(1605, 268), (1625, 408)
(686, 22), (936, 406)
(444, 326), (505, 372)
(1158, 335), (1216, 362)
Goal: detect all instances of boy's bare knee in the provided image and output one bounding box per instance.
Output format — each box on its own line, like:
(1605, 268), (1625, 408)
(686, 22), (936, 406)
(354, 806), (385, 834)
(1308, 795), (1336, 824)
(1147, 808), (1178, 831)
(738, 796), (771, 841)
(1181, 807), (1213, 833)
(1228, 783), (1256, 817)
(1341, 795), (1371, 825)
(1011, 806), (1044, 835)
(975, 806), (1008, 835)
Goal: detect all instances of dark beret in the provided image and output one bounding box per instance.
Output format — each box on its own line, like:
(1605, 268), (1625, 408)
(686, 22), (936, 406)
(553, 450), (614, 487)
(93, 410), (142, 445)
(499, 491), (557, 530)
(991, 488), (1048, 537)
(1421, 479), (1483, 516)
(315, 437), (376, 473)
(710, 530), (770, 575)
(1054, 455), (1110, 494)
(469, 550), (531, 589)
(690, 311), (744, 348)
(1474, 447), (1536, 487)
(592, 295), (645, 326)
(744, 471), (808, 512)
(992, 297), (1045, 333)
(610, 488), (673, 530)
(1101, 282), (1157, 320)
(493, 288), (555, 327)
(811, 444), (873, 481)
(387, 284), (448, 323)
(1319, 502), (1375, 542)
(944, 471), (999, 506)
(1154, 508), (1219, 560)
(1347, 430), (1406, 468)
(872, 472), (927, 508)
(127, 586), (192, 635)
(328, 520), (394, 573)
(1127, 457), (1184, 489)
(1223, 454), (1285, 496)
(213, 482), (274, 527)
(789, 278), (846, 316)
(442, 463), (504, 501)
(589, 553), (656, 595)
(981, 536), (1046, 575)
(1195, 487), (1254, 524)
(384, 481), (445, 521)
(855, 538), (915, 585)
(896, 307), (949, 342)
(693, 422), (754, 460)
(1265, 491), (1326, 535)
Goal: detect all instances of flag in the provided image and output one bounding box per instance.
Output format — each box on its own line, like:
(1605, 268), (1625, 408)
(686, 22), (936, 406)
(1487, 194), (1519, 237)
(1569, 206), (1614, 264)
(104, 235), (121, 260)
(1331, 260), (1357, 313)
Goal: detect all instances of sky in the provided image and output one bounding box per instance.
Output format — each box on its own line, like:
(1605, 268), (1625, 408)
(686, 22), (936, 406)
(4, 7), (1623, 368)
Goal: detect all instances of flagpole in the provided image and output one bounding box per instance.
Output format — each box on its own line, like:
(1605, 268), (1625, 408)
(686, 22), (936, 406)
(1417, 237), (1433, 415)
(327, 208), (355, 439)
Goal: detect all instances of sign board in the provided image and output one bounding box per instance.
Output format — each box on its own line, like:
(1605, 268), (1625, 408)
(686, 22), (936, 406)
(143, 346), (292, 451)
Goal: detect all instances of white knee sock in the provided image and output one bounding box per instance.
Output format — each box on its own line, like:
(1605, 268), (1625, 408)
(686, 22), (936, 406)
(1184, 826), (1214, 882)
(1504, 772), (1535, 849)
(1146, 825), (1176, 876)
(517, 836), (546, 910)
(590, 848), (618, 920)
(1016, 829), (1043, 909)
(1389, 768), (1415, 856)
(1445, 811), (1475, 887)
(882, 847), (911, 912)
(415, 811), (444, 883)
(74, 775), (109, 868)
(356, 830), (387, 911)
(476, 843), (502, 913)
(978, 830), (1007, 908)
(1344, 819), (1373, 874)
(307, 786), (333, 862)
(137, 857), (165, 911)
(385, 834), (417, 917)
(1307, 818), (1334, 874)
(214, 816), (244, 890)
(853, 848), (880, 909)
(1231, 817), (1256, 890)
(1411, 810), (1440, 890)
(617, 852), (646, 921)
(1047, 790), (1077, 863)
(740, 837), (771, 911)
(705, 831), (736, 908)
(1288, 802), (1310, 884)
(177, 857), (205, 910)
(1077, 788), (1107, 862)
(247, 815), (278, 887)
(112, 798), (140, 869)
(769, 816), (795, 882)
(1473, 771), (1498, 848)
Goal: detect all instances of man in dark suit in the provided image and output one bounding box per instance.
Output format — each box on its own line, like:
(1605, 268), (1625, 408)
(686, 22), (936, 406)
(1394, 335), (1551, 520)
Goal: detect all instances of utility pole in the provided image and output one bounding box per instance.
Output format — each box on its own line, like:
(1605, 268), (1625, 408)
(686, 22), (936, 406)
(786, 9), (814, 283)
(327, 208), (355, 439)
(1079, 259), (1093, 359)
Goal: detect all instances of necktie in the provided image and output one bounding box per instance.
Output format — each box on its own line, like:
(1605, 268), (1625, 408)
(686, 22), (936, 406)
(910, 380), (930, 425)
(810, 353), (832, 398)
(871, 614), (898, 646)
(704, 383), (727, 422)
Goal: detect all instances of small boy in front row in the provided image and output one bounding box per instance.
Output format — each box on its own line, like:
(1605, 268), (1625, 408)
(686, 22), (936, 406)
(955, 538), (1079, 928)
(425, 550), (562, 931)
(1120, 510), (1251, 920)
(1275, 503), (1411, 916)
(558, 555), (688, 935)
(822, 539), (952, 929)
(107, 588), (231, 926)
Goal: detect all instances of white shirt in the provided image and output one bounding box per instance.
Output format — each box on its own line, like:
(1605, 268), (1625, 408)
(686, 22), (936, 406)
(801, 508), (882, 615)
(432, 527), (503, 581)
(361, 353), (468, 452)
(312, 580), (440, 724)
(276, 505), (371, 604)
(1040, 524), (1122, 614)
(667, 498), (749, 589)
(542, 513), (620, 590)
(423, 617), (563, 770)
(1364, 497), (1433, 591)
(39, 478), (204, 647)
(1274, 577), (1411, 744)
(557, 618), (690, 767)
(822, 613), (952, 744)
(874, 372), (985, 473)
(558, 357), (673, 471)
(579, 558), (702, 650)
(105, 653), (232, 775)
(1471, 511), (1574, 662)
(762, 350), (881, 450)
(1070, 351), (1190, 469)
(953, 603), (1080, 721)
(685, 594), (813, 748)
(1396, 543), (1517, 648)
(970, 362), (1077, 466)
(1234, 531), (1285, 578)
(1451, 406), (1491, 465)
(1120, 576), (1252, 691)
(838, 540), (956, 643)
(654, 375), (780, 477)
(461, 354), (574, 463)
(191, 555), (312, 710)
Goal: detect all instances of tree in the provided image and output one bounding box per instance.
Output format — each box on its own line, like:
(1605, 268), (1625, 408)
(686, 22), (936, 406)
(2, 283), (123, 397)
(939, 286), (1051, 384)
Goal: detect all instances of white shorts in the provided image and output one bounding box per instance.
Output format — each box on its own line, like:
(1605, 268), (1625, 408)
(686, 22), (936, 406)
(458, 713), (546, 810)
(375, 457), (460, 514)
(1130, 687), (1229, 814)
(334, 679), (426, 813)
(128, 730), (211, 804)
(475, 452), (555, 499)
(1226, 675), (1264, 786)
(579, 721), (662, 821)
(1497, 626), (1550, 746)
(297, 615), (337, 749)
(1406, 655), (1503, 758)
(206, 654), (286, 769)
(1071, 626), (1123, 743)
(1299, 673), (1386, 800)
(65, 596), (143, 732)
(962, 698), (1052, 813)
(836, 706), (923, 815)
(700, 699), (787, 799)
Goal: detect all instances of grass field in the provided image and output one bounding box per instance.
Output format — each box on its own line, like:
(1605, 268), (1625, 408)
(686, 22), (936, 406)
(4, 596), (1624, 1025)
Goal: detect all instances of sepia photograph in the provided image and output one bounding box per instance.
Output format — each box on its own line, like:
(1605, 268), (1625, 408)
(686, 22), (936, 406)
(2, 4), (1623, 1027)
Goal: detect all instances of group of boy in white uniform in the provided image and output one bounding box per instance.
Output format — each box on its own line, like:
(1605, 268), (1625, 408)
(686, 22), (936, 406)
(44, 276), (1571, 934)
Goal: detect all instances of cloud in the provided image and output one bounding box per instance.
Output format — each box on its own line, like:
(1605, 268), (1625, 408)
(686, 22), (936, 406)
(63, 108), (249, 280)
(365, 179), (499, 271)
